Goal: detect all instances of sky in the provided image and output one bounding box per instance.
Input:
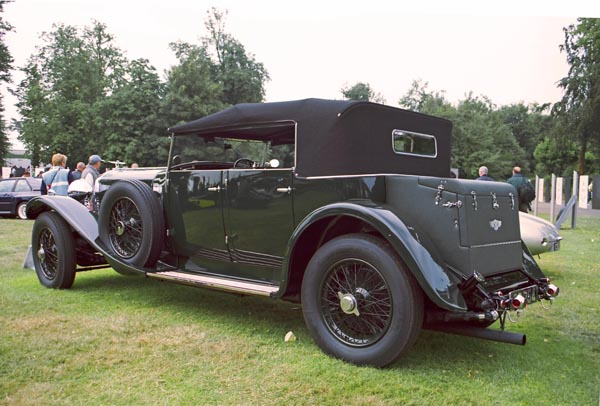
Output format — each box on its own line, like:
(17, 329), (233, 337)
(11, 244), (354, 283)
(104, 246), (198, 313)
(2, 0), (599, 149)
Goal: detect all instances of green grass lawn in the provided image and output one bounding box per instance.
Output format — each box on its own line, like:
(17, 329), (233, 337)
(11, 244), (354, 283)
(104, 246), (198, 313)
(0, 217), (598, 405)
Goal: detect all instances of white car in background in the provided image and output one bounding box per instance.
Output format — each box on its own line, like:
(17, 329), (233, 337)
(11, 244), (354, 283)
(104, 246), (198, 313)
(520, 212), (562, 255)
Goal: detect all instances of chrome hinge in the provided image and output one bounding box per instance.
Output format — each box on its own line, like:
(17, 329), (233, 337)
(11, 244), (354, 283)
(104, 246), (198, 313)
(471, 191), (478, 211)
(435, 184), (445, 206)
(166, 228), (176, 237)
(442, 200), (463, 209)
(207, 185), (221, 192)
(491, 192), (499, 210)
(509, 192), (515, 210)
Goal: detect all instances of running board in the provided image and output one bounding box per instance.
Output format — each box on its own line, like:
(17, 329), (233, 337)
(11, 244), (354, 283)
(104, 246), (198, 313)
(147, 271), (279, 297)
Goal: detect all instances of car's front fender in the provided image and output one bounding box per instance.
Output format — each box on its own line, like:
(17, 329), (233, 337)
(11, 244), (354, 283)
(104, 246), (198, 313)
(26, 196), (146, 275)
(284, 201), (467, 311)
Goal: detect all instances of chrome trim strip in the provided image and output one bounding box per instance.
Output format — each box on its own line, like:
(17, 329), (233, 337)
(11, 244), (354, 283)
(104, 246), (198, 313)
(148, 271), (279, 296)
(470, 240), (522, 248)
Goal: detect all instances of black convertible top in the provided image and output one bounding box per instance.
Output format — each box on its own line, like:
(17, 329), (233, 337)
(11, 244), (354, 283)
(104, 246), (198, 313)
(169, 98), (452, 178)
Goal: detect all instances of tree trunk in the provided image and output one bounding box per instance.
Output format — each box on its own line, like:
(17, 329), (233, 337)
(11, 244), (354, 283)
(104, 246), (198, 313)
(578, 138), (587, 175)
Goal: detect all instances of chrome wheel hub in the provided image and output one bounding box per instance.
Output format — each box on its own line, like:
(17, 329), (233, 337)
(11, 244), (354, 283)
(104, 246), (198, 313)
(116, 221), (126, 236)
(338, 291), (360, 316)
(37, 247), (45, 261)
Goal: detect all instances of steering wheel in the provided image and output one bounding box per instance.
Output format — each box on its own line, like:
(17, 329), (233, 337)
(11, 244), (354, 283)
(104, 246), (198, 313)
(233, 158), (255, 169)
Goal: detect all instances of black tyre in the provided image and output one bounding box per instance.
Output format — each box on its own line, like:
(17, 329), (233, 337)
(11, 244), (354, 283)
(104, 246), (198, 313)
(98, 180), (164, 268)
(32, 212), (76, 289)
(301, 234), (423, 367)
(16, 202), (28, 220)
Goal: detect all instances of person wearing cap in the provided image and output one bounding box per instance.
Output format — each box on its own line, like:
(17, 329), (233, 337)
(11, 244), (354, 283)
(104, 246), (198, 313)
(81, 155), (103, 187)
(41, 153), (74, 196)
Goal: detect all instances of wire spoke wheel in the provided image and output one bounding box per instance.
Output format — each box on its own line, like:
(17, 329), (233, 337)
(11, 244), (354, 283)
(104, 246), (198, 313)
(108, 197), (143, 259)
(321, 259), (392, 347)
(38, 227), (58, 280)
(32, 212), (76, 289)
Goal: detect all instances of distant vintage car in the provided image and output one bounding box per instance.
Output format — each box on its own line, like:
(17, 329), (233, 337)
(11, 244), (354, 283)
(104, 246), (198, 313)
(27, 99), (559, 367)
(519, 212), (562, 255)
(0, 177), (41, 219)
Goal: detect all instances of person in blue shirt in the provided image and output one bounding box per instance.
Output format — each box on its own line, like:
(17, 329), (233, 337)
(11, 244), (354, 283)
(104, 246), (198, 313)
(41, 153), (74, 196)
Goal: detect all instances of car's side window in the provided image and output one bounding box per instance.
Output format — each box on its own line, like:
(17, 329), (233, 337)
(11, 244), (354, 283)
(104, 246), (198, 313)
(392, 129), (437, 158)
(0, 180), (16, 192)
(14, 180), (31, 192)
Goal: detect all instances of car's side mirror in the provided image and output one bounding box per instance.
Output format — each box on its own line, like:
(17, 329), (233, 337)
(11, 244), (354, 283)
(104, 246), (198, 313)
(172, 155), (182, 166)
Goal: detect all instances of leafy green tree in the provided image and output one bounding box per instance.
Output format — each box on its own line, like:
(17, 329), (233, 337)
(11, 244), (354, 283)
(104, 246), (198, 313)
(15, 21), (127, 165)
(99, 59), (168, 166)
(495, 103), (556, 174)
(399, 80), (526, 179)
(0, 0), (13, 165)
(534, 135), (579, 176)
(554, 18), (600, 174)
(162, 8), (270, 129)
(340, 82), (386, 104)
(203, 8), (269, 105)
(161, 42), (225, 128)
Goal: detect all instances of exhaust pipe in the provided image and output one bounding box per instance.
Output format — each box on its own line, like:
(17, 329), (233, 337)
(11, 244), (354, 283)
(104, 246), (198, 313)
(425, 324), (526, 346)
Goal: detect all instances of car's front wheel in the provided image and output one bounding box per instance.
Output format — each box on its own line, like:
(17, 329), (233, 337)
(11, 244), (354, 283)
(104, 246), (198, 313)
(301, 234), (423, 367)
(98, 180), (164, 268)
(32, 212), (76, 289)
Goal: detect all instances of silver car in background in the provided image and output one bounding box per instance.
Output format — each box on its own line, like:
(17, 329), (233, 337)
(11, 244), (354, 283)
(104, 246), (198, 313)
(520, 212), (562, 255)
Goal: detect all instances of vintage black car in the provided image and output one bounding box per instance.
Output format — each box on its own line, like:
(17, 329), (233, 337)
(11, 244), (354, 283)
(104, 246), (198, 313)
(27, 99), (559, 367)
(0, 177), (41, 219)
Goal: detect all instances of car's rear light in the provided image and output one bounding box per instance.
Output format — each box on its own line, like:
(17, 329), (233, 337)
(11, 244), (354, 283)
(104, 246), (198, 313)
(546, 284), (559, 297)
(511, 294), (526, 309)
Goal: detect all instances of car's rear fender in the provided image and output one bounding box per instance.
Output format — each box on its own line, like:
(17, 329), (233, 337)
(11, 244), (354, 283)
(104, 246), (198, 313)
(282, 201), (467, 311)
(26, 196), (147, 275)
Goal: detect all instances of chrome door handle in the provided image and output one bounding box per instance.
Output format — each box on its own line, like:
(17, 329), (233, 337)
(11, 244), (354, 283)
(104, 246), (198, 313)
(276, 186), (293, 194)
(207, 186), (221, 192)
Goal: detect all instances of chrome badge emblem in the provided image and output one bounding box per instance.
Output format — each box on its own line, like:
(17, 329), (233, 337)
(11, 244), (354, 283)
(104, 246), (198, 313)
(489, 219), (502, 231)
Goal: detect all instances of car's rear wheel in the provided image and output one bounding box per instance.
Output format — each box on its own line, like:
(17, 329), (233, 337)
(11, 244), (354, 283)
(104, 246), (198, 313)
(98, 180), (164, 268)
(16, 202), (28, 220)
(301, 234), (423, 367)
(32, 212), (76, 289)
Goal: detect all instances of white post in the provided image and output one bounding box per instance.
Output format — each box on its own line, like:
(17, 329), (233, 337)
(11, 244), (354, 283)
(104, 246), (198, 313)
(579, 175), (589, 209)
(534, 175), (539, 216)
(572, 171), (578, 229)
(550, 174), (556, 222)
(556, 177), (563, 206)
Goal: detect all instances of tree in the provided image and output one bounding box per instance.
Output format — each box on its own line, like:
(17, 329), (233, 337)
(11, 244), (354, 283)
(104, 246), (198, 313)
(99, 59), (168, 166)
(14, 21), (128, 165)
(399, 80), (526, 179)
(203, 8), (269, 105)
(162, 8), (270, 128)
(495, 103), (556, 174)
(554, 18), (600, 175)
(0, 0), (13, 165)
(161, 42), (225, 127)
(341, 82), (386, 103)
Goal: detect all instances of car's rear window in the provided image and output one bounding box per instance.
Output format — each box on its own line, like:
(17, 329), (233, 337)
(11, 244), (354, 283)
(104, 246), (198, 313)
(392, 129), (437, 158)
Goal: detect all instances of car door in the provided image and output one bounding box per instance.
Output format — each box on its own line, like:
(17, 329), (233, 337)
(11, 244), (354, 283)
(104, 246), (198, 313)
(166, 169), (230, 273)
(0, 179), (17, 214)
(223, 168), (294, 282)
